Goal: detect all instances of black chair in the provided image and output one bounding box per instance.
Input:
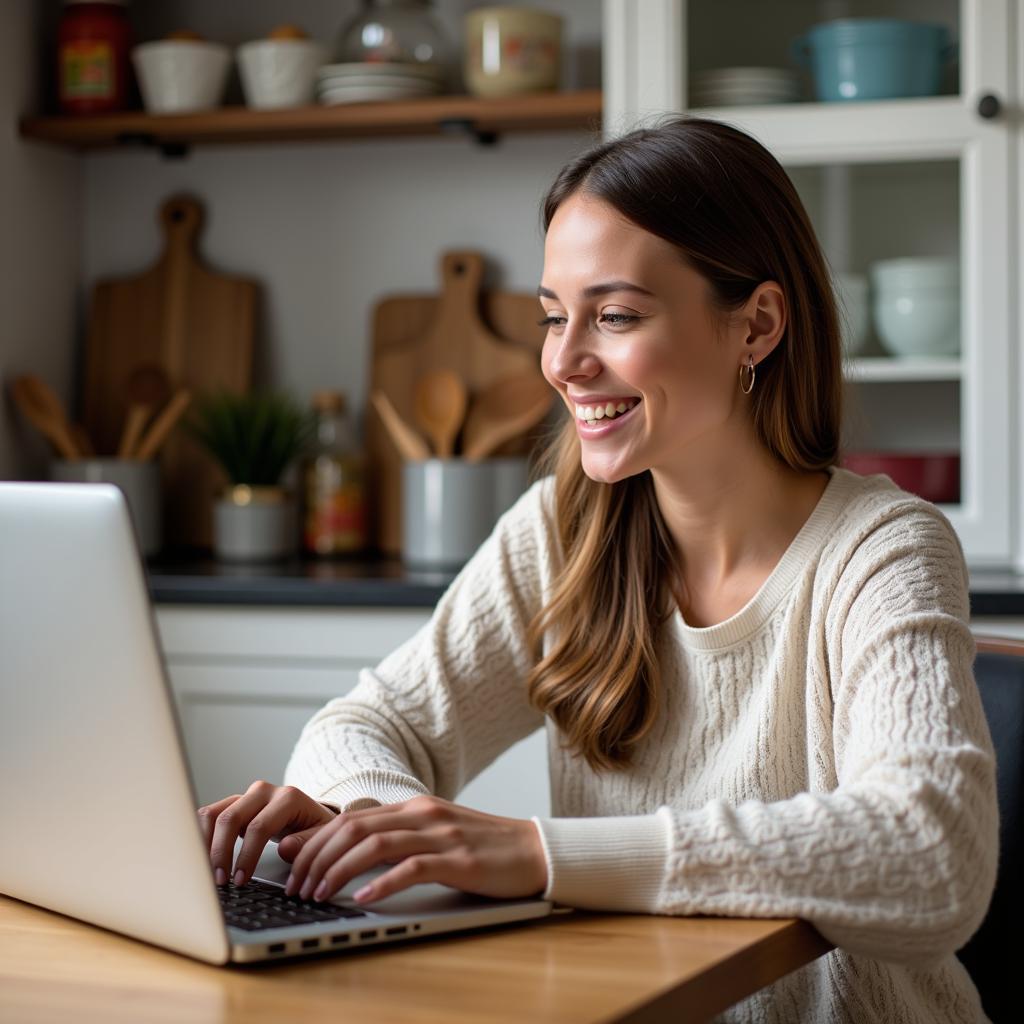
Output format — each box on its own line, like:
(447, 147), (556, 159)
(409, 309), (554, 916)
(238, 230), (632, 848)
(956, 636), (1024, 1024)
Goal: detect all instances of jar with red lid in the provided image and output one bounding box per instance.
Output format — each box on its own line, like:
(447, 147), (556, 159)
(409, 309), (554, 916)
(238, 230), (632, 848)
(57, 0), (132, 114)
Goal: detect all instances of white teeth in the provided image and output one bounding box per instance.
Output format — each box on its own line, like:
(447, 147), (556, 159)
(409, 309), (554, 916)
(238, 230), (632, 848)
(574, 399), (638, 422)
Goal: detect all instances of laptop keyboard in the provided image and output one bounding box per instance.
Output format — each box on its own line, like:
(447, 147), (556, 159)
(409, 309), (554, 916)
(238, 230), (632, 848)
(218, 878), (368, 932)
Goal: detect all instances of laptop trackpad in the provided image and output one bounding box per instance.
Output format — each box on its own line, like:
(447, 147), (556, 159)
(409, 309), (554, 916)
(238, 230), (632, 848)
(245, 839), (482, 916)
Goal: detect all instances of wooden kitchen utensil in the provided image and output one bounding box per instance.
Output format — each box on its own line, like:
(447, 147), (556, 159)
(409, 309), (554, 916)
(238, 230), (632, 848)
(82, 194), (256, 546)
(412, 369), (467, 458)
(367, 250), (546, 553)
(117, 363), (170, 459)
(69, 423), (96, 457)
(370, 390), (431, 461)
(8, 375), (81, 461)
(462, 370), (555, 462)
(134, 389), (192, 462)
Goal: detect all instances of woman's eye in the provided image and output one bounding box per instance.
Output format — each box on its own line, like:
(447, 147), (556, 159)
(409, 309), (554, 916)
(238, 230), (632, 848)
(536, 313), (638, 328)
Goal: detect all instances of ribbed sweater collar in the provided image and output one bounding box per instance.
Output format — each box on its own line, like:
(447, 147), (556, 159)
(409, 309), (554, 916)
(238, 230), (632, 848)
(671, 466), (860, 652)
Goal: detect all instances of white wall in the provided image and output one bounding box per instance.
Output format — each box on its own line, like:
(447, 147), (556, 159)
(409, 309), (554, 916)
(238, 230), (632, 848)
(77, 0), (601, 438)
(0, 0), (81, 480)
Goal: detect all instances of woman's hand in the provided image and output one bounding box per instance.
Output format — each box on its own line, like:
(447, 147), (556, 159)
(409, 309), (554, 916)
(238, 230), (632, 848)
(197, 780), (338, 887)
(283, 795), (548, 905)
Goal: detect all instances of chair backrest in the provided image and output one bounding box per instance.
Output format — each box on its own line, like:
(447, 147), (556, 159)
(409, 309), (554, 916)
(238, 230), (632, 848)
(956, 635), (1024, 1024)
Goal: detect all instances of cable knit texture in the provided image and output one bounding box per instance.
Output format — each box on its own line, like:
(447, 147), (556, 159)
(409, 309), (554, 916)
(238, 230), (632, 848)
(284, 466), (997, 1023)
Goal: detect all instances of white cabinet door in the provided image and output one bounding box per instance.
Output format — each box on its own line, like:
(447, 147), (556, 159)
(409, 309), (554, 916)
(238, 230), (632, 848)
(156, 605), (550, 818)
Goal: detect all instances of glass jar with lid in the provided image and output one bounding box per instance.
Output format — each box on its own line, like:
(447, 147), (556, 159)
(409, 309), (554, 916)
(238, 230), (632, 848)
(334, 0), (451, 72)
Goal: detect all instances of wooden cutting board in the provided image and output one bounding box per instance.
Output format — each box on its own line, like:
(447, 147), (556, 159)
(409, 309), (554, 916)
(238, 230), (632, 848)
(367, 250), (549, 555)
(82, 194), (257, 549)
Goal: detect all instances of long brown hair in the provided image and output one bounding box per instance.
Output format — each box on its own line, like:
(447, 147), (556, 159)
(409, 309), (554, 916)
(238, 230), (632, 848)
(525, 115), (843, 772)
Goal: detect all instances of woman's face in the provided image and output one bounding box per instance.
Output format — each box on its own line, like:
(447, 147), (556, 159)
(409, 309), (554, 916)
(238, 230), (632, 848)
(539, 192), (750, 485)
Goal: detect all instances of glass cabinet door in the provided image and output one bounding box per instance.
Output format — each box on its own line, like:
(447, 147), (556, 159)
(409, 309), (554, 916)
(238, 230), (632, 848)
(604, 0), (1015, 566)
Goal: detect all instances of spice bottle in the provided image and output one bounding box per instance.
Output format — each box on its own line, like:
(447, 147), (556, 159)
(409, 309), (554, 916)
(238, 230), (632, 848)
(302, 391), (369, 557)
(57, 0), (132, 114)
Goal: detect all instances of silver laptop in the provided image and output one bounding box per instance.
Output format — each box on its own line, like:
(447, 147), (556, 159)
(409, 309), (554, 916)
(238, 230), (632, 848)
(0, 481), (555, 964)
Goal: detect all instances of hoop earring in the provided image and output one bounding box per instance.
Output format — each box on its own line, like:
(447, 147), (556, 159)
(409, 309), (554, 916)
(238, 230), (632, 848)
(740, 354), (756, 395)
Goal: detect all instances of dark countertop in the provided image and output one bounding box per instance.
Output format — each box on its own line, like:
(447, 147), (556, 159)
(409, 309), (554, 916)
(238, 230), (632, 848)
(145, 552), (1024, 616)
(146, 551), (456, 608)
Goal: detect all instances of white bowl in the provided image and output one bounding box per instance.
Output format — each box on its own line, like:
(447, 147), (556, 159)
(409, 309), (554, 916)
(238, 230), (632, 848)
(835, 272), (870, 356)
(132, 40), (230, 113)
(872, 292), (960, 357)
(237, 39), (327, 109)
(872, 258), (959, 290)
(870, 258), (960, 357)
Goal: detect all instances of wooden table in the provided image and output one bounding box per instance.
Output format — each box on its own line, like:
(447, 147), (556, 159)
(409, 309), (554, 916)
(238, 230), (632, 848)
(0, 894), (832, 1023)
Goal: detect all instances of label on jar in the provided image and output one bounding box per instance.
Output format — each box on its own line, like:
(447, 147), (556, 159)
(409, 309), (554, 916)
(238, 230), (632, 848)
(305, 477), (368, 555)
(61, 41), (114, 99)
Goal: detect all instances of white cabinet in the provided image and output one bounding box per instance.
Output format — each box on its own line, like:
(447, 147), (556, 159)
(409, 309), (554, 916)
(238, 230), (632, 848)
(154, 604), (550, 819)
(604, 0), (1021, 569)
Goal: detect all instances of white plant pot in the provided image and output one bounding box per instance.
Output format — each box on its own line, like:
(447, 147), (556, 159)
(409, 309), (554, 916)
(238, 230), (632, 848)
(214, 486), (296, 562)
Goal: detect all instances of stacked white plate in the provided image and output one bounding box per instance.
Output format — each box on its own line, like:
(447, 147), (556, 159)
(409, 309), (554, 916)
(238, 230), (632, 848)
(316, 62), (445, 105)
(689, 66), (801, 107)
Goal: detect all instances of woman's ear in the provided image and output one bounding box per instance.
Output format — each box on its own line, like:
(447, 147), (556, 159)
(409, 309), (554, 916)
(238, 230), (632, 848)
(742, 281), (786, 365)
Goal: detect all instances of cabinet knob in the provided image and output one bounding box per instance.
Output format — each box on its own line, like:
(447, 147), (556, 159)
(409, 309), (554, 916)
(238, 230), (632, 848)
(977, 93), (1002, 119)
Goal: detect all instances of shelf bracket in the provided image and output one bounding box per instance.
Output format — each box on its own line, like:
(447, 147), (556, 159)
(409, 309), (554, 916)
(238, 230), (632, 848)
(114, 131), (191, 160)
(437, 118), (498, 147)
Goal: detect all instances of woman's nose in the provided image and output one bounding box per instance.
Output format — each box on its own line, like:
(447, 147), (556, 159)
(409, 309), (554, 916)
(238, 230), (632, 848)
(545, 324), (600, 384)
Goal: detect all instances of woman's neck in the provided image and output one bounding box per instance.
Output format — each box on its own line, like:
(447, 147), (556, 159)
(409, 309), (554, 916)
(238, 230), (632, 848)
(651, 441), (829, 601)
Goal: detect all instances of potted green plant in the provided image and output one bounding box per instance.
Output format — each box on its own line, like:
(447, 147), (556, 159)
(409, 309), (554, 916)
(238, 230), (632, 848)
(186, 390), (314, 561)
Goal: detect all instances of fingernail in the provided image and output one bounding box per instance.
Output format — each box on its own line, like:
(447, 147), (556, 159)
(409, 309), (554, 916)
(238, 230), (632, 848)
(284, 873), (294, 896)
(313, 881), (327, 901)
(353, 885), (373, 903)
(234, 870), (245, 886)
(215, 868), (227, 886)
(300, 881), (313, 900)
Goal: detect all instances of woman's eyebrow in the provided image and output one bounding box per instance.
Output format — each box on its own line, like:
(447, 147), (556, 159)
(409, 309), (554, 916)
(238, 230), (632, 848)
(537, 281), (656, 300)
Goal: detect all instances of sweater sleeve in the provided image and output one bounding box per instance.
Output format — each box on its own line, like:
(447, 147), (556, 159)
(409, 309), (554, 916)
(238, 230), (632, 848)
(532, 503), (998, 968)
(282, 478), (553, 813)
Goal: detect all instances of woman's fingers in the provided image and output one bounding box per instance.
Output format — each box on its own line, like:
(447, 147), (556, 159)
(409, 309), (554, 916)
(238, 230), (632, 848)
(284, 806), (411, 897)
(231, 794), (335, 886)
(205, 781), (280, 884)
(196, 794), (241, 850)
(305, 830), (436, 902)
(358, 853), (457, 904)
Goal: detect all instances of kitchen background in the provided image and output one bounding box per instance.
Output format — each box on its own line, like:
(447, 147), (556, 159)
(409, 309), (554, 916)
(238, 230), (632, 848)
(3, 0), (1024, 816)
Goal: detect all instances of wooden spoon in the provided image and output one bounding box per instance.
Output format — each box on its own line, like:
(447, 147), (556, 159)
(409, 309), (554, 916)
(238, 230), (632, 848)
(462, 370), (555, 462)
(8, 375), (80, 460)
(118, 364), (170, 459)
(412, 369), (467, 459)
(371, 390), (430, 461)
(134, 389), (192, 462)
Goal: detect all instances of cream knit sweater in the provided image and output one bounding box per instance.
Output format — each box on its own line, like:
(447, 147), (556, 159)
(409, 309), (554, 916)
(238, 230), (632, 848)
(284, 466), (998, 1023)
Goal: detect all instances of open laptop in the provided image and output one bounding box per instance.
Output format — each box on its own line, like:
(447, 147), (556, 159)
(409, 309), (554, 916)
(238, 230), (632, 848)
(0, 481), (555, 964)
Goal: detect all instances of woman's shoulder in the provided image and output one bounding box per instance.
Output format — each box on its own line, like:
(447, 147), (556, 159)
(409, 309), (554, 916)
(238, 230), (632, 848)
(827, 465), (963, 553)
(819, 466), (970, 618)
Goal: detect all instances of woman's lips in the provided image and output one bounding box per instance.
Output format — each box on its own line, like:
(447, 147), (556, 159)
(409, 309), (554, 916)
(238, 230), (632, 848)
(574, 400), (641, 439)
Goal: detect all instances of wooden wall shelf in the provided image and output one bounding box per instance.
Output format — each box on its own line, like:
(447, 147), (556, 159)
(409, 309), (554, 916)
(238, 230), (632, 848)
(19, 89), (603, 154)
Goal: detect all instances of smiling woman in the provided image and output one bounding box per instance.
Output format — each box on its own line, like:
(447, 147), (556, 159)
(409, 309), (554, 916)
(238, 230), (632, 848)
(201, 116), (997, 1024)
